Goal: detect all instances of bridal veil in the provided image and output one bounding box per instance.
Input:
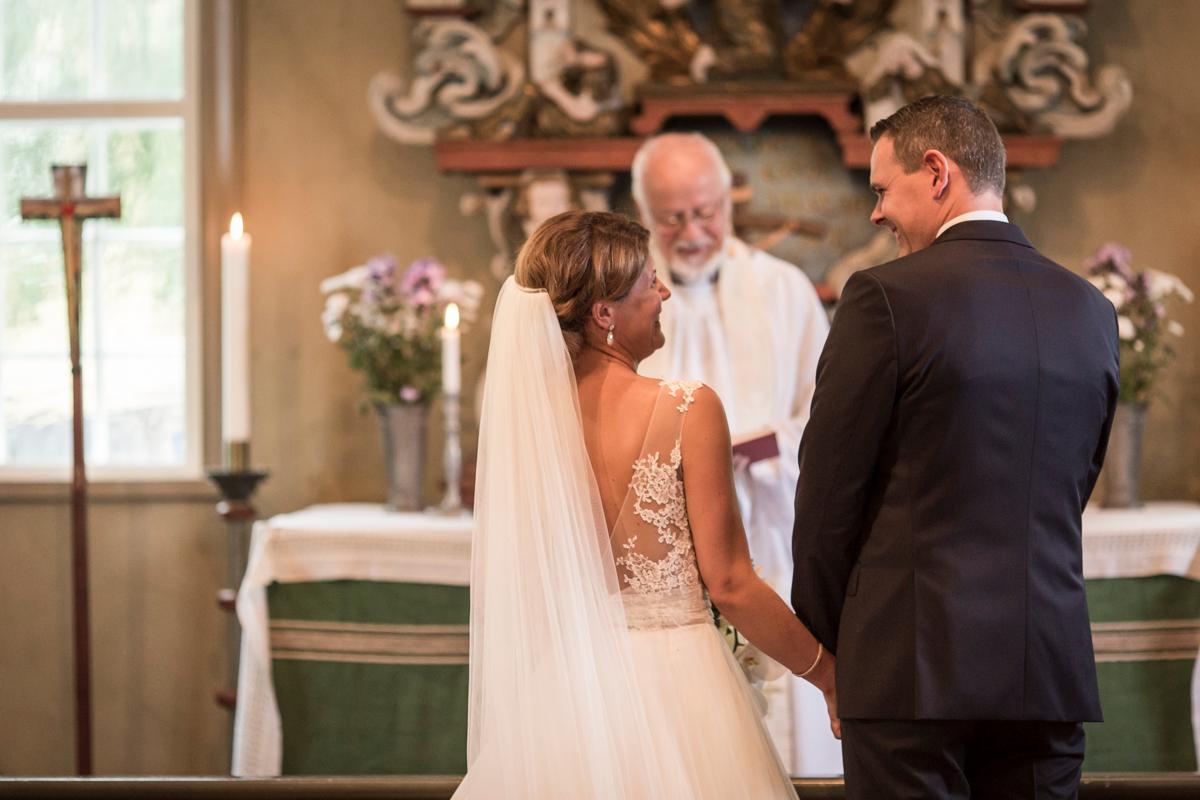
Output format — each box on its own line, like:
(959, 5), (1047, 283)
(456, 276), (697, 798)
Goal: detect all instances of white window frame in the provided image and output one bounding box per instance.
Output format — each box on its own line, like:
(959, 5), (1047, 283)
(0, 0), (203, 482)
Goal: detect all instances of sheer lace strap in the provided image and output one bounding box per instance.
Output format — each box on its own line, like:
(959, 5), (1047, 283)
(659, 380), (703, 414)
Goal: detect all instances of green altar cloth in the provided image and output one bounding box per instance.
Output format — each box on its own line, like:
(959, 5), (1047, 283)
(1083, 575), (1200, 772)
(268, 581), (470, 775)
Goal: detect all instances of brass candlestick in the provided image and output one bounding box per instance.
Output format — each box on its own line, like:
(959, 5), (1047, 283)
(207, 443), (268, 738)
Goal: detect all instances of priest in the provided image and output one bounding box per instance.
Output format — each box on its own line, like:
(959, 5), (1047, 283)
(633, 132), (836, 776)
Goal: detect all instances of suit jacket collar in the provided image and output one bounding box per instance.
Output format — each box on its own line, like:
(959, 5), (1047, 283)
(933, 220), (1034, 250)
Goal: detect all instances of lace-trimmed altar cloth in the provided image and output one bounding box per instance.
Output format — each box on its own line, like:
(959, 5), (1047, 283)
(1082, 502), (1200, 580)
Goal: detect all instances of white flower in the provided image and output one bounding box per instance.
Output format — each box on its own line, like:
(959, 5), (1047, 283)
(1133, 339), (1145, 352)
(320, 265), (370, 295)
(321, 293), (350, 342)
(1147, 269), (1195, 303)
(324, 292), (349, 318)
(1168, 320), (1186, 337)
(1102, 287), (1126, 309)
(438, 279), (486, 321)
(1117, 315), (1137, 341)
(737, 644), (786, 684)
(352, 302), (388, 333)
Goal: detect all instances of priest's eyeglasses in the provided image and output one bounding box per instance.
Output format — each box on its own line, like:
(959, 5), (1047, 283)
(653, 202), (724, 232)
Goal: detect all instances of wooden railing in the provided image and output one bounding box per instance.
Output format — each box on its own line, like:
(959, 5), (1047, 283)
(2, 775), (1199, 799)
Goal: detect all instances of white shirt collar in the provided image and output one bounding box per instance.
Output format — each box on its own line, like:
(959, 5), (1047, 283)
(937, 210), (1009, 239)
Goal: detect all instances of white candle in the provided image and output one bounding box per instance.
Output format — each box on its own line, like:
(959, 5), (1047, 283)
(221, 212), (251, 441)
(441, 303), (461, 395)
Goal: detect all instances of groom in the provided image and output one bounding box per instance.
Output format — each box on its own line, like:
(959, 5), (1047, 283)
(791, 96), (1119, 799)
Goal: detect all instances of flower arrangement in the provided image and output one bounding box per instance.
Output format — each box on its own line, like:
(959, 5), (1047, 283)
(1085, 243), (1193, 405)
(320, 254), (484, 406)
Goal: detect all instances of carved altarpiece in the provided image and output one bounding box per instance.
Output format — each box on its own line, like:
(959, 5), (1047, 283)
(374, 0), (1130, 290)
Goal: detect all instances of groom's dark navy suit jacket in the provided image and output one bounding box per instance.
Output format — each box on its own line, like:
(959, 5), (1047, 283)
(791, 221), (1118, 722)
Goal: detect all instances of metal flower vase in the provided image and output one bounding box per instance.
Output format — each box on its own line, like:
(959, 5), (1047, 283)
(376, 403), (428, 511)
(1102, 402), (1147, 508)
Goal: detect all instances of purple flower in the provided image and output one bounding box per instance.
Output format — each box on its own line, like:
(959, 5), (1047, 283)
(400, 258), (446, 299)
(362, 254), (399, 305)
(410, 287), (436, 308)
(399, 385), (421, 404)
(367, 253), (398, 284)
(1084, 243), (1134, 282)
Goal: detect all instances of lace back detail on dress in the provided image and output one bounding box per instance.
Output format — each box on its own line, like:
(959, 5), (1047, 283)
(610, 381), (711, 629)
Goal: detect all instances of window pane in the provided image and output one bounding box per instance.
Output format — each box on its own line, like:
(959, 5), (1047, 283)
(0, 125), (89, 227)
(101, 0), (183, 99)
(2, 241), (69, 354)
(0, 0), (183, 101)
(2, 355), (70, 465)
(106, 122), (183, 227)
(0, 121), (183, 228)
(1, 0), (93, 101)
(92, 239), (185, 353)
(98, 355), (184, 465)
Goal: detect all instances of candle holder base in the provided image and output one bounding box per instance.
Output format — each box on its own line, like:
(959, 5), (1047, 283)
(425, 501), (470, 518)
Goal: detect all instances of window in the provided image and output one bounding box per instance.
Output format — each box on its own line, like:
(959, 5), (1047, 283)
(0, 0), (200, 480)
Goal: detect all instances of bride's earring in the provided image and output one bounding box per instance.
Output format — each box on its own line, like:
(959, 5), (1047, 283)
(606, 325), (615, 346)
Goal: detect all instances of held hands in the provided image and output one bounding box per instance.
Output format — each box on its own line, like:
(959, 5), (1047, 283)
(798, 647), (841, 740)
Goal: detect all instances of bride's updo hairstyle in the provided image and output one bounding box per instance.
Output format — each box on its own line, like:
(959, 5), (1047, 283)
(515, 210), (650, 358)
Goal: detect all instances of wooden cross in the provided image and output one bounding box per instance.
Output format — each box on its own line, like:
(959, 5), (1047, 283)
(20, 164), (120, 776)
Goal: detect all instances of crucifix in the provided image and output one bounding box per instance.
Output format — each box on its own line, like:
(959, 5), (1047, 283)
(20, 164), (120, 776)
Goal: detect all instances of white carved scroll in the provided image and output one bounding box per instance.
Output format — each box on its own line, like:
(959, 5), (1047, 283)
(978, 13), (1132, 139)
(369, 19), (525, 144)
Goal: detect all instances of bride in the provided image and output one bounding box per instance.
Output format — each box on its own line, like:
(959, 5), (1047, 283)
(455, 211), (837, 798)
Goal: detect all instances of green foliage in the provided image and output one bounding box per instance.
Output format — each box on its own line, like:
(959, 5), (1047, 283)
(339, 308), (443, 407)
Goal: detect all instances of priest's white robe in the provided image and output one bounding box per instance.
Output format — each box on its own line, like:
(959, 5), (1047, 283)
(639, 236), (842, 777)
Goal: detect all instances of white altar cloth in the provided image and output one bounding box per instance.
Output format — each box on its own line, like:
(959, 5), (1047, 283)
(1082, 502), (1200, 580)
(231, 504), (472, 777)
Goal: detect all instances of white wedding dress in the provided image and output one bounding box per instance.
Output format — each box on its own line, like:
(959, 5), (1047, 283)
(454, 278), (797, 799)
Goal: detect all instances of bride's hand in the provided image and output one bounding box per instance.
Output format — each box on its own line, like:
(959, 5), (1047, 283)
(823, 680), (841, 740)
(810, 651), (841, 740)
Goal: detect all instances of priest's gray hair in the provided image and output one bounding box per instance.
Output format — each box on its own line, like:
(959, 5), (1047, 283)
(630, 132), (733, 215)
(870, 95), (1007, 196)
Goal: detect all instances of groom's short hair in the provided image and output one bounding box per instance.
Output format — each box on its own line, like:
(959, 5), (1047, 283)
(870, 95), (1007, 197)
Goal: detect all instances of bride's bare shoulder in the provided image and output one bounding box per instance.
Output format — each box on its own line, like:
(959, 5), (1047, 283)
(669, 382), (730, 440)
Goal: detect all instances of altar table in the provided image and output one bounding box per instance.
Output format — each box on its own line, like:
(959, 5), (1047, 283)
(1080, 502), (1200, 772)
(231, 504), (472, 777)
(232, 502), (1200, 776)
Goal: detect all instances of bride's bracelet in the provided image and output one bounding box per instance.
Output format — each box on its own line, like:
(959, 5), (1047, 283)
(797, 643), (823, 678)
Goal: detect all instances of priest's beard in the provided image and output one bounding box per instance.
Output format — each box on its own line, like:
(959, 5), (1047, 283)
(654, 236), (724, 285)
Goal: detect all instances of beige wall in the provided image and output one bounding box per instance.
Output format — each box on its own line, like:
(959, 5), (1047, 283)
(1019, 1), (1200, 500)
(0, 493), (227, 774)
(0, 0), (1195, 776)
(245, 0), (495, 517)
